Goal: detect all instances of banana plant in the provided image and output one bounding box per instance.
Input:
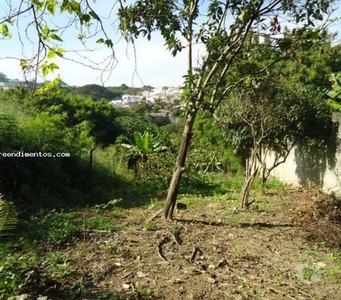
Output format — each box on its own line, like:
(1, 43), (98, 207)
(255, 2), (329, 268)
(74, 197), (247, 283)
(121, 131), (168, 174)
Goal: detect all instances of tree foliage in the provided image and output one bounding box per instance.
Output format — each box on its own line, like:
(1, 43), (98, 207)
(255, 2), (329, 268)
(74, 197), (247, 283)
(327, 72), (341, 111)
(0, 106), (94, 210)
(0, 72), (9, 83)
(0, 81), (174, 213)
(215, 28), (336, 207)
(70, 84), (120, 101)
(22, 83), (124, 145)
(0, 87), (112, 212)
(218, 78), (331, 207)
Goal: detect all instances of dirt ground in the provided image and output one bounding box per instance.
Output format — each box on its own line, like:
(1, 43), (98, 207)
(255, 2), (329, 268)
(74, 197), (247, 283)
(21, 188), (341, 299)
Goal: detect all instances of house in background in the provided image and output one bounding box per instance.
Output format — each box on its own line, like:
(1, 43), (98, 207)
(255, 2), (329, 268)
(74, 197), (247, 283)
(110, 86), (182, 108)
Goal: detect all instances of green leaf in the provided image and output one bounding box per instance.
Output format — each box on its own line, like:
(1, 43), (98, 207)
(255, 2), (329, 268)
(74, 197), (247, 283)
(47, 48), (56, 59)
(47, 0), (56, 15)
(133, 131), (143, 149)
(33, 0), (45, 11)
(19, 59), (28, 70)
(143, 131), (150, 152)
(70, 0), (81, 15)
(41, 25), (50, 36)
(60, 0), (73, 13)
(89, 10), (100, 21)
(52, 76), (61, 85)
(41, 63), (49, 77)
(41, 61), (59, 76)
(50, 33), (63, 42)
(96, 38), (104, 44)
(81, 14), (90, 24)
(55, 47), (65, 57)
(46, 47), (65, 59)
(105, 39), (114, 48)
(0, 23), (11, 37)
(49, 62), (59, 72)
(77, 33), (86, 40)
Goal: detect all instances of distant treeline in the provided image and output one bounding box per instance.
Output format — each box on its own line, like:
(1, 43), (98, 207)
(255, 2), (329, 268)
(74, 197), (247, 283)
(59, 83), (154, 101)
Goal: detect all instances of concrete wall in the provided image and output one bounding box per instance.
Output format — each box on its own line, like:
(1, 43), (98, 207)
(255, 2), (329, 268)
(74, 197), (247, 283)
(265, 113), (341, 198)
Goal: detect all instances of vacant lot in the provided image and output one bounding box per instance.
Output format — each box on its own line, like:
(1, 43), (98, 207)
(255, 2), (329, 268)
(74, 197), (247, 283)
(2, 187), (341, 299)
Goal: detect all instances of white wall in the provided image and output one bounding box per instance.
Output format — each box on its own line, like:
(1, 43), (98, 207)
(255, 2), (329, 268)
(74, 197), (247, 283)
(264, 113), (341, 198)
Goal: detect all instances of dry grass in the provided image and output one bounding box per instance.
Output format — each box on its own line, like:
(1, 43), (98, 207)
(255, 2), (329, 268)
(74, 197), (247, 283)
(292, 186), (341, 247)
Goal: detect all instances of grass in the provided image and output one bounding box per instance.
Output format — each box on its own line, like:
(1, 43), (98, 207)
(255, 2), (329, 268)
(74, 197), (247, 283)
(0, 204), (125, 297)
(143, 221), (157, 231)
(43, 252), (74, 279)
(2, 174), (339, 299)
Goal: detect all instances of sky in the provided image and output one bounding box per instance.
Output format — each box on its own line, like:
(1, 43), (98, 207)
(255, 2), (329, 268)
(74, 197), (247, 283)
(0, 33), (189, 87)
(0, 1), (340, 88)
(0, 1), (192, 88)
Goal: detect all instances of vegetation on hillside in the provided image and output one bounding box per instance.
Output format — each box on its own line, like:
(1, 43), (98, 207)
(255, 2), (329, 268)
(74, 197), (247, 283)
(0, 0), (341, 298)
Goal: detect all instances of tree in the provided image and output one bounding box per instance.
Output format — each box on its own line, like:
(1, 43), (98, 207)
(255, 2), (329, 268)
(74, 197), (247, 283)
(188, 111), (228, 174)
(21, 83), (125, 146)
(218, 76), (331, 208)
(118, 0), (336, 219)
(0, 72), (9, 83)
(143, 85), (154, 91)
(216, 27), (339, 208)
(71, 84), (119, 101)
(0, 87), (118, 211)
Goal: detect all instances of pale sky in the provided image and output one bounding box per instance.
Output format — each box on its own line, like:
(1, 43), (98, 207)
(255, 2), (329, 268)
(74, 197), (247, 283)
(0, 1), (192, 88)
(0, 1), (340, 88)
(0, 34), (189, 87)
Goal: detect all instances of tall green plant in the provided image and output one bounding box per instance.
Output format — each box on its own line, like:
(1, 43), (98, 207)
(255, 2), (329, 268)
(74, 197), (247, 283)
(121, 131), (168, 175)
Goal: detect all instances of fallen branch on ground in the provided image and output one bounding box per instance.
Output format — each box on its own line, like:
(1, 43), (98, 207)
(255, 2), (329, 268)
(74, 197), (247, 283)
(145, 208), (163, 224)
(189, 246), (202, 263)
(172, 230), (182, 246)
(157, 236), (170, 261)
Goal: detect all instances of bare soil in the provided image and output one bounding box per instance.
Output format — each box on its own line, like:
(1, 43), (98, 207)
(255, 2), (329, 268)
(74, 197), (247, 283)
(22, 188), (341, 299)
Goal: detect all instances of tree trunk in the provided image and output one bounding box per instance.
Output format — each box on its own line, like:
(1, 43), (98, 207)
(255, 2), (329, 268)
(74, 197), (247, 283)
(89, 147), (97, 176)
(240, 151), (259, 209)
(163, 113), (196, 220)
(88, 146), (97, 187)
(240, 167), (258, 208)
